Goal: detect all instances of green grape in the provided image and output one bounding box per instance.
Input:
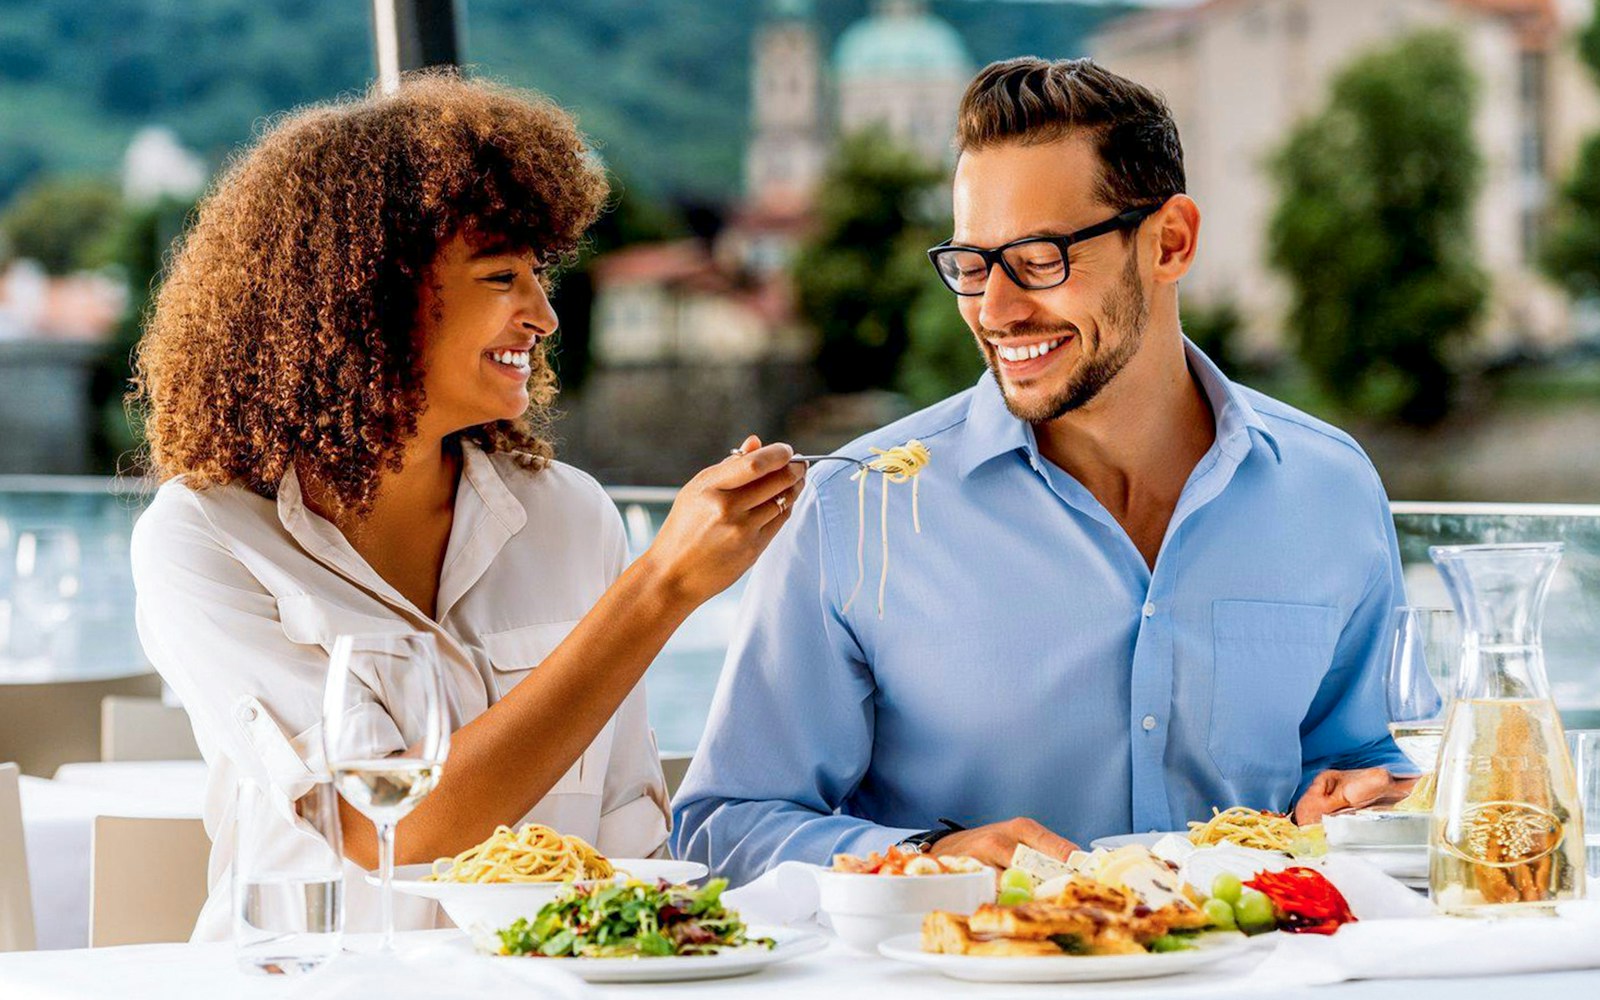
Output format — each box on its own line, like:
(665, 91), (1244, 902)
(999, 867), (1034, 893)
(1202, 897), (1237, 929)
(1210, 873), (1242, 906)
(1148, 934), (1193, 953)
(997, 887), (1032, 907)
(1235, 889), (1275, 931)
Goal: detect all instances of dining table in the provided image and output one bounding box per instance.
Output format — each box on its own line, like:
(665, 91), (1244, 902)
(1, 928), (1599, 1000)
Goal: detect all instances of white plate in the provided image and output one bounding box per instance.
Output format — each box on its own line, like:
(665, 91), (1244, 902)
(1330, 844), (1428, 883)
(447, 925), (826, 983)
(877, 931), (1252, 983)
(377, 859), (711, 932)
(1090, 832), (1177, 850)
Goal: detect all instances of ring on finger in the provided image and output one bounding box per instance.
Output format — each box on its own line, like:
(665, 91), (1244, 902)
(775, 494), (788, 514)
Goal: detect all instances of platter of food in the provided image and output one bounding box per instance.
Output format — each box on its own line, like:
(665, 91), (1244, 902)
(453, 878), (825, 982)
(875, 833), (1360, 983)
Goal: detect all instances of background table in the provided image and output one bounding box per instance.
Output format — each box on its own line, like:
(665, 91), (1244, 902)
(1, 931), (1599, 1000)
(18, 760), (207, 949)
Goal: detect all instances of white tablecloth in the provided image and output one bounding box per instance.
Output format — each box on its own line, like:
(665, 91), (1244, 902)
(18, 761), (207, 950)
(1, 931), (1600, 1000)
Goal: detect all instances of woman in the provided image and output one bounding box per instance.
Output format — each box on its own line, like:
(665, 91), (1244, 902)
(129, 73), (803, 939)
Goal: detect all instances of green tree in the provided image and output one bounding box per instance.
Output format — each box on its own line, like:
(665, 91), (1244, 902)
(0, 177), (122, 274)
(794, 128), (946, 393)
(1541, 2), (1600, 296)
(1267, 31), (1485, 426)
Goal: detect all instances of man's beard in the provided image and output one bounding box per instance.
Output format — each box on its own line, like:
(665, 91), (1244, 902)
(984, 247), (1149, 424)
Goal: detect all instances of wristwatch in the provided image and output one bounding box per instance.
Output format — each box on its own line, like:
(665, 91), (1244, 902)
(899, 818), (966, 854)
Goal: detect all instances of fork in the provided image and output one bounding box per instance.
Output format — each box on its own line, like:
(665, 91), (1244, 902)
(728, 449), (869, 469)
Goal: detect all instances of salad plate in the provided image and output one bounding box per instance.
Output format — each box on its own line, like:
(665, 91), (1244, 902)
(877, 930), (1253, 983)
(449, 926), (826, 982)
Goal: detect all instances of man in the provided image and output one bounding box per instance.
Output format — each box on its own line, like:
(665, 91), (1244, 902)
(673, 58), (1417, 884)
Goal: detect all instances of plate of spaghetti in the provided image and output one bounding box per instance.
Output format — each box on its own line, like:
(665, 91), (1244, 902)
(376, 823), (708, 931)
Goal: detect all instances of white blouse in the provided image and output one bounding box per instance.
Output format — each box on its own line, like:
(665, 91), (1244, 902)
(129, 444), (669, 941)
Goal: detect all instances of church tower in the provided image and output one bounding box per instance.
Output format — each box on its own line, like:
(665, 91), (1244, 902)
(745, 0), (826, 210)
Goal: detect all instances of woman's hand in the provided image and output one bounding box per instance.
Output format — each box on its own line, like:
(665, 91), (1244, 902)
(640, 435), (805, 607)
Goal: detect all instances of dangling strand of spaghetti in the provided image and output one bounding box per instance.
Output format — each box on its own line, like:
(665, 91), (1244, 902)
(840, 440), (931, 618)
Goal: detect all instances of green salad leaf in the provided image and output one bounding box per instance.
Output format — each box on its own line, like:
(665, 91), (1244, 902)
(496, 878), (774, 959)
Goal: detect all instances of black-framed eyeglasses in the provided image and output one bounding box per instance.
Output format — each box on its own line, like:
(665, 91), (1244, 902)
(927, 205), (1159, 296)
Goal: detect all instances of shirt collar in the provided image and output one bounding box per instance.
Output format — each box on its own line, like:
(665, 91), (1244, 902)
(274, 440), (529, 619)
(956, 337), (1280, 481)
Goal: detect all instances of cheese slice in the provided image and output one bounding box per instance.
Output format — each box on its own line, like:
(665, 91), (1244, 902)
(1008, 844), (1076, 885)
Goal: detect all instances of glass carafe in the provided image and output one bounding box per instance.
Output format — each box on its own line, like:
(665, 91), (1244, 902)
(1428, 543), (1585, 914)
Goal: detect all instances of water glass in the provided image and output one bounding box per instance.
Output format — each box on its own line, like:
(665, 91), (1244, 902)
(1568, 729), (1600, 887)
(234, 779), (345, 975)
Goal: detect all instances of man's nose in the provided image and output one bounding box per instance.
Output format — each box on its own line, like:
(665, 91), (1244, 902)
(977, 264), (1035, 332)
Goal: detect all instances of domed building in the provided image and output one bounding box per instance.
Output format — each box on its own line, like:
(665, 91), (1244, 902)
(833, 0), (974, 164)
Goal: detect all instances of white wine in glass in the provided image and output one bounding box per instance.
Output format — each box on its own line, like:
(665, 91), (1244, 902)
(322, 632), (450, 950)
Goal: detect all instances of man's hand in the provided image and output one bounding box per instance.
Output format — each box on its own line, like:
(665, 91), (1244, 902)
(926, 817), (1080, 869)
(1294, 768), (1418, 824)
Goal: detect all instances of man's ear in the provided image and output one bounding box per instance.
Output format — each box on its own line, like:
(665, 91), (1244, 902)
(1149, 195), (1200, 285)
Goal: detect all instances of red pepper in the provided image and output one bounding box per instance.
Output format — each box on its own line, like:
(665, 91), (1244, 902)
(1244, 867), (1357, 935)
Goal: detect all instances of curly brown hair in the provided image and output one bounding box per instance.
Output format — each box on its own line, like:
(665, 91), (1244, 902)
(133, 71), (609, 515)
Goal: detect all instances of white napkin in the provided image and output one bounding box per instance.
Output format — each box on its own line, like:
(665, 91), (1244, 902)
(721, 861), (825, 927)
(1247, 900), (1600, 985)
(288, 942), (595, 1000)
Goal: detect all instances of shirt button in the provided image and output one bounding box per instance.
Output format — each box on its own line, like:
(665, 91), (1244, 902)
(1141, 714), (1158, 731)
(1142, 602), (1156, 617)
(238, 705), (258, 723)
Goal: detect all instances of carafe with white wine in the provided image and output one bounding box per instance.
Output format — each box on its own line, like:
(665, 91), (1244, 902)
(1428, 543), (1585, 914)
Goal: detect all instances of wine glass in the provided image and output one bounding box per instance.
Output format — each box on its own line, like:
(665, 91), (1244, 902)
(1385, 606), (1460, 774)
(321, 632), (450, 950)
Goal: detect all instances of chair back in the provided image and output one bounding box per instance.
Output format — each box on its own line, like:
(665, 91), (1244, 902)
(660, 751), (693, 800)
(100, 696), (201, 762)
(0, 763), (36, 951)
(88, 815), (210, 947)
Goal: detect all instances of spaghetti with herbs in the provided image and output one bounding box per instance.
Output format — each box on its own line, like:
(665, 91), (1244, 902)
(841, 439), (931, 619)
(425, 823), (615, 884)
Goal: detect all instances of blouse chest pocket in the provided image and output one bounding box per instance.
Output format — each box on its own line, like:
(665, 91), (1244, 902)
(478, 621), (612, 798)
(1207, 599), (1340, 785)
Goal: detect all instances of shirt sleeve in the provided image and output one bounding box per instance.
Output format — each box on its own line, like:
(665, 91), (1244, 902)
(130, 490), (404, 807)
(670, 480), (920, 887)
(1296, 473), (1417, 797)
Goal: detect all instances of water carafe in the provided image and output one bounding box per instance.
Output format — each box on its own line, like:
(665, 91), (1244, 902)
(1428, 543), (1585, 914)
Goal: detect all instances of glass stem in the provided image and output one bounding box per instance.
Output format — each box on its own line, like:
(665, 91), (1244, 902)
(377, 820), (396, 950)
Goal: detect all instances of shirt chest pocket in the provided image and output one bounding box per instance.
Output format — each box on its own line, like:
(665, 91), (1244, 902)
(1207, 599), (1340, 784)
(478, 621), (612, 798)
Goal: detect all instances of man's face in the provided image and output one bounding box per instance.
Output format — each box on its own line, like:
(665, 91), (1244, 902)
(951, 137), (1150, 423)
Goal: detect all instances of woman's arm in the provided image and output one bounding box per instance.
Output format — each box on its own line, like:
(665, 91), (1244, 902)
(341, 442), (804, 866)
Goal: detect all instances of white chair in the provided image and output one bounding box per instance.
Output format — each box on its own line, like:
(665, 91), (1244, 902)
(100, 696), (201, 762)
(88, 815), (210, 947)
(660, 751), (693, 799)
(0, 762), (36, 952)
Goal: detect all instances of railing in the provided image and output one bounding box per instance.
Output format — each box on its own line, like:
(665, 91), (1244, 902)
(3, 481), (1599, 745)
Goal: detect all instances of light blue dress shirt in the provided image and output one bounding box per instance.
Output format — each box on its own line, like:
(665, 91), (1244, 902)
(672, 342), (1413, 887)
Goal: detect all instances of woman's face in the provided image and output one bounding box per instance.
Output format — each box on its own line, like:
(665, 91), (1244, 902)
(414, 232), (558, 437)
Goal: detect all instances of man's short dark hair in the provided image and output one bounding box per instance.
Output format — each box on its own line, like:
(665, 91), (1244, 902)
(956, 57), (1185, 210)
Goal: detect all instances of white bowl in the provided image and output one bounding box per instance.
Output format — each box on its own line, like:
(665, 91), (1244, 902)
(376, 858), (709, 934)
(814, 866), (995, 953)
(1323, 809), (1429, 849)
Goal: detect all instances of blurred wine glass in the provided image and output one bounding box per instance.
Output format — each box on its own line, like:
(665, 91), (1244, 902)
(1386, 605), (1460, 773)
(8, 526), (81, 665)
(321, 632), (450, 951)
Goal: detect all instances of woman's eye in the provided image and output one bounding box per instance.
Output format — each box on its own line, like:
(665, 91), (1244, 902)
(484, 272), (516, 286)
